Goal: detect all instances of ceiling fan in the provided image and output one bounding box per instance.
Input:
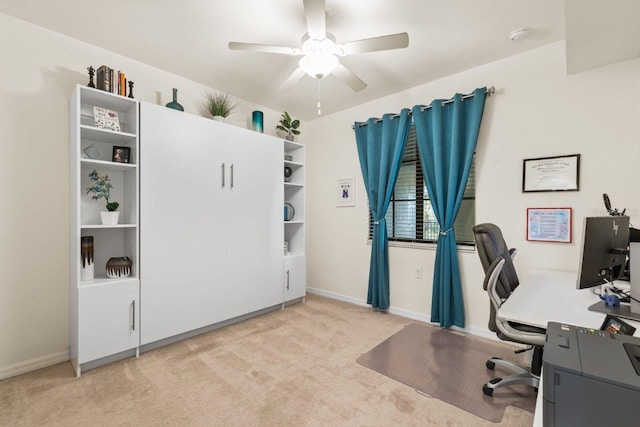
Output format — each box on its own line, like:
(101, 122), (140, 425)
(228, 0), (409, 93)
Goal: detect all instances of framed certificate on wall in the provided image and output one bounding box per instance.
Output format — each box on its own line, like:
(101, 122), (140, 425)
(522, 154), (580, 192)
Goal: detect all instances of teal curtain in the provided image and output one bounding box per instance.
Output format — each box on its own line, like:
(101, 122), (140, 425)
(412, 88), (487, 327)
(355, 110), (411, 310)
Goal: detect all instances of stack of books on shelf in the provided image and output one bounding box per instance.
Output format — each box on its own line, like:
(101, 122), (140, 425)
(96, 65), (128, 96)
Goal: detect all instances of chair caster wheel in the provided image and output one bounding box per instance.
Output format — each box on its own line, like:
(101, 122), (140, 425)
(483, 384), (494, 396)
(486, 360), (496, 370)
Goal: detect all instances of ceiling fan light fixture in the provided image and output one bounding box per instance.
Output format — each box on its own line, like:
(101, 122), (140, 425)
(301, 34), (336, 55)
(299, 53), (339, 79)
(228, 2), (408, 100)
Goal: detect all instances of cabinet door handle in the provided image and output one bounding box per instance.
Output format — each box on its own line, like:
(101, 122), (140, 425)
(221, 162), (225, 188)
(286, 270), (290, 291)
(131, 300), (136, 331)
(230, 164), (234, 189)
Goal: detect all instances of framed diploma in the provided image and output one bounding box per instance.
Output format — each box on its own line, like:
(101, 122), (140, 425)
(522, 154), (580, 192)
(526, 208), (572, 243)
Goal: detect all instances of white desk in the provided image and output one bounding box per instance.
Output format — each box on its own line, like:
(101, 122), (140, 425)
(498, 269), (640, 426)
(498, 269), (605, 330)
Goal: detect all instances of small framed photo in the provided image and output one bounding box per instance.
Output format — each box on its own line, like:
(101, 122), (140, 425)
(112, 146), (130, 163)
(526, 207), (572, 243)
(523, 154), (580, 192)
(337, 177), (355, 207)
(600, 315), (636, 335)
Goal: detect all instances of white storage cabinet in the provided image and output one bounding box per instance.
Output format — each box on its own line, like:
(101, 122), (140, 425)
(139, 102), (283, 346)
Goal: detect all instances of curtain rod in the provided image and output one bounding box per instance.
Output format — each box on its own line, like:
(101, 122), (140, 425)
(353, 86), (495, 128)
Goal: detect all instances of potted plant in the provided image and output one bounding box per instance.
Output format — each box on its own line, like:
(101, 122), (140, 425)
(277, 111), (301, 141)
(86, 169), (120, 225)
(202, 92), (236, 121)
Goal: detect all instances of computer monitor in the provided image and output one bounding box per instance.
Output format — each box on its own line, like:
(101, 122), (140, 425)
(577, 216), (630, 289)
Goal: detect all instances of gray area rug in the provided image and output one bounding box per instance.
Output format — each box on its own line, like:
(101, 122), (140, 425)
(356, 323), (537, 423)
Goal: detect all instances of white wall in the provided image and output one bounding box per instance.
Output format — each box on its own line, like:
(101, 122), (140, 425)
(304, 41), (640, 337)
(0, 12), (284, 379)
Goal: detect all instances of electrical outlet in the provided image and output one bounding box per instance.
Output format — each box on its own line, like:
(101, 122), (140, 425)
(415, 266), (423, 279)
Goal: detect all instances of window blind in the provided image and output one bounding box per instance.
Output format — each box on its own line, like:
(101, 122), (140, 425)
(368, 124), (476, 246)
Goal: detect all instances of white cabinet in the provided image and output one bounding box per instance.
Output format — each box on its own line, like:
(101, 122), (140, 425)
(139, 104), (227, 345)
(284, 140), (306, 302)
(139, 102), (283, 346)
(78, 280), (138, 363)
(226, 138), (285, 318)
(69, 85), (140, 376)
(284, 255), (306, 301)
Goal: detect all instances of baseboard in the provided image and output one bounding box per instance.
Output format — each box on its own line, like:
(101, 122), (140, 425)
(0, 350), (70, 381)
(307, 287), (371, 308)
(307, 287), (498, 342)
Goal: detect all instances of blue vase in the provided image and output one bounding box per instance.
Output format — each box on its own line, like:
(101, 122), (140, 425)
(252, 111), (264, 133)
(166, 88), (184, 111)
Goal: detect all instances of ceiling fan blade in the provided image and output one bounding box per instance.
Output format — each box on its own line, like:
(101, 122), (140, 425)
(339, 32), (409, 56)
(303, 0), (326, 39)
(280, 67), (307, 90)
(228, 42), (300, 55)
(332, 63), (367, 92)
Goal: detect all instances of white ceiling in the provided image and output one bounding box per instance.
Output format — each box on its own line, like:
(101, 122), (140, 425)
(0, 0), (632, 121)
(565, 0), (640, 75)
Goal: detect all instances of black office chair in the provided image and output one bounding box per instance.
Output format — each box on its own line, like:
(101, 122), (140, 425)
(473, 223), (546, 396)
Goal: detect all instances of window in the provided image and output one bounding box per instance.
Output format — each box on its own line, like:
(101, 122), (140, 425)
(368, 124), (476, 246)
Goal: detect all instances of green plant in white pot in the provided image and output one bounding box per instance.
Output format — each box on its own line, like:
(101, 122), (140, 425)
(277, 111), (300, 141)
(203, 92), (236, 121)
(86, 169), (120, 225)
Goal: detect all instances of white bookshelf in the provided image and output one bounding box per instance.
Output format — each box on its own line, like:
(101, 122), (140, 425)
(69, 85), (140, 376)
(284, 140), (306, 301)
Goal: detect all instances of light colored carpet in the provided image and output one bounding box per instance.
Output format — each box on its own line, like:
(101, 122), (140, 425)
(357, 323), (536, 423)
(0, 294), (534, 426)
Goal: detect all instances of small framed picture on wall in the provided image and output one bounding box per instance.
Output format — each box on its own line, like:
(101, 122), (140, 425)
(526, 207), (572, 243)
(337, 177), (355, 207)
(112, 146), (130, 163)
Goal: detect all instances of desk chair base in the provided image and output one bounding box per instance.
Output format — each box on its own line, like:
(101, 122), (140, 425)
(486, 357), (529, 374)
(483, 347), (542, 396)
(483, 373), (539, 396)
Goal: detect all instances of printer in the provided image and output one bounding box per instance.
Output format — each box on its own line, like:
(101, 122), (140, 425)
(543, 322), (640, 426)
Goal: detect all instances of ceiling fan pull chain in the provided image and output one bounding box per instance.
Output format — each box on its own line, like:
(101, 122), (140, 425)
(317, 80), (322, 116)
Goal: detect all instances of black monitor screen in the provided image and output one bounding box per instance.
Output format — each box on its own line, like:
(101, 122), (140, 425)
(577, 216), (630, 289)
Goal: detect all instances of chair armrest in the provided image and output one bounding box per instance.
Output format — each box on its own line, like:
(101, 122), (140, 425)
(497, 321), (546, 346)
(509, 248), (517, 261)
(485, 257), (506, 306)
(487, 253), (546, 346)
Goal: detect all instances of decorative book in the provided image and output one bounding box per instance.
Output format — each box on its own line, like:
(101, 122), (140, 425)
(93, 106), (121, 132)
